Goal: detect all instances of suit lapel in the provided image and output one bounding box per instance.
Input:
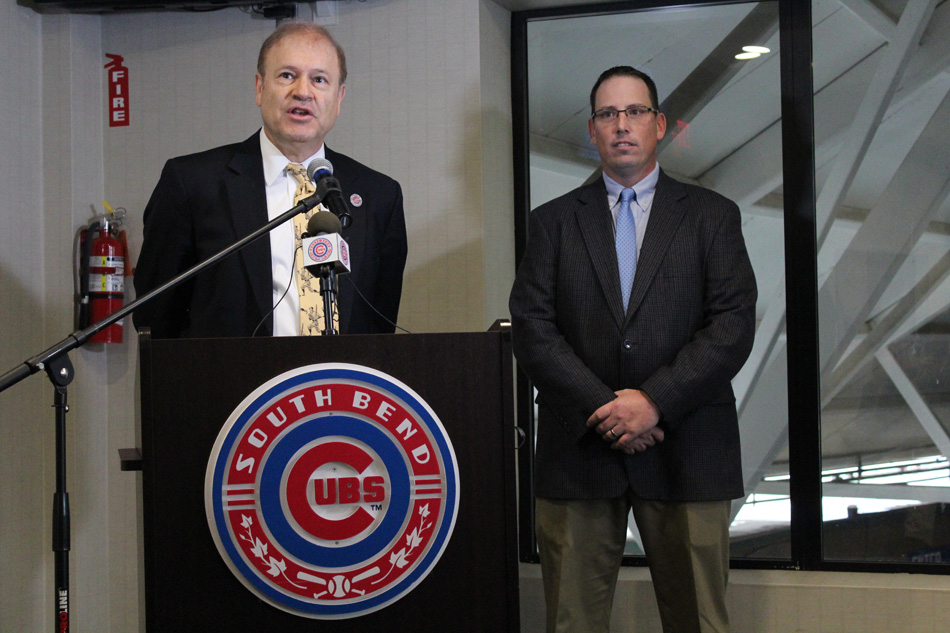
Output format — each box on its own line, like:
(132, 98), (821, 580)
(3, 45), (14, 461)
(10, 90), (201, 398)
(574, 182), (628, 329)
(626, 170), (687, 319)
(325, 147), (366, 277)
(225, 133), (271, 331)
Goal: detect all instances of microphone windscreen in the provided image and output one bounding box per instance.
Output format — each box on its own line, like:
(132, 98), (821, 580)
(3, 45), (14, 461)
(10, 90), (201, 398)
(307, 158), (334, 182)
(307, 210), (343, 236)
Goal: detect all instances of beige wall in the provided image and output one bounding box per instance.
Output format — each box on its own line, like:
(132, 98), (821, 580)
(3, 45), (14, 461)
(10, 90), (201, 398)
(0, 1), (948, 632)
(103, 0), (510, 335)
(0, 7), (47, 633)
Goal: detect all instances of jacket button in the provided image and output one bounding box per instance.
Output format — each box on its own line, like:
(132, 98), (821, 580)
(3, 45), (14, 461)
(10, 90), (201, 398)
(623, 340), (633, 350)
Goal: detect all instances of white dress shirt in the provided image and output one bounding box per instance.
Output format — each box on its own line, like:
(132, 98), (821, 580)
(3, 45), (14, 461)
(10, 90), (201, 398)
(259, 129), (325, 336)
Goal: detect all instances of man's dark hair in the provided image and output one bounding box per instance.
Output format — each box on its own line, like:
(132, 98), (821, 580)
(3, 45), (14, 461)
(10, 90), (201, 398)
(589, 66), (659, 113)
(257, 22), (348, 85)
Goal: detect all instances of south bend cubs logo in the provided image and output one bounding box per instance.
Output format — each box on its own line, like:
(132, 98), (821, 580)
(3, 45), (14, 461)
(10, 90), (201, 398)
(205, 364), (459, 619)
(308, 237), (332, 262)
(339, 240), (349, 267)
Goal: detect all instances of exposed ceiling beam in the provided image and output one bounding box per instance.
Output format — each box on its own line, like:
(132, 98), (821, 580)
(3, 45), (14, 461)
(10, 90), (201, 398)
(816, 0), (937, 253)
(819, 108), (950, 375)
(699, 1), (950, 211)
(734, 282), (785, 412)
(731, 81), (950, 480)
(837, 0), (897, 39)
(749, 192), (950, 242)
(735, 344), (790, 521)
(822, 250), (950, 405)
(876, 347), (950, 459)
(728, 74), (947, 432)
(657, 3), (778, 154)
(732, 5), (948, 513)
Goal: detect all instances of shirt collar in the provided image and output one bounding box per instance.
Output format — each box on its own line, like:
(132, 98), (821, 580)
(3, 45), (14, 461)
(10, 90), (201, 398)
(603, 163), (661, 210)
(259, 128), (325, 186)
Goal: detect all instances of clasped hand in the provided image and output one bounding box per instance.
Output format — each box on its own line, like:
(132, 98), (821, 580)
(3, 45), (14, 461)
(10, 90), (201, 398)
(586, 389), (664, 455)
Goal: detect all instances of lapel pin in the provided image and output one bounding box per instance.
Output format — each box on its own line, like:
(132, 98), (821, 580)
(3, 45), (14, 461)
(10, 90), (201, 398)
(349, 194), (363, 207)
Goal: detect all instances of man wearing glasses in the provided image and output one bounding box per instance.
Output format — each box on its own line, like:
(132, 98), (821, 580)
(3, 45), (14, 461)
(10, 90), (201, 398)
(509, 66), (757, 633)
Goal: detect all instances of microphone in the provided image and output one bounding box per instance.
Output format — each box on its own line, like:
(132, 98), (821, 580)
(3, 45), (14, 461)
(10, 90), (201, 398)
(306, 158), (352, 229)
(301, 211), (350, 275)
(303, 210), (342, 238)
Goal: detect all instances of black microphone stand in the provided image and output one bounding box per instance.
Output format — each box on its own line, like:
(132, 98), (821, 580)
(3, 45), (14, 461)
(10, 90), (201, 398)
(319, 266), (339, 336)
(0, 177), (340, 633)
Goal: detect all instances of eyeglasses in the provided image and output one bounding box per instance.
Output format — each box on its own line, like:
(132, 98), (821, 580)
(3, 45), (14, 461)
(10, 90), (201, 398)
(591, 106), (659, 123)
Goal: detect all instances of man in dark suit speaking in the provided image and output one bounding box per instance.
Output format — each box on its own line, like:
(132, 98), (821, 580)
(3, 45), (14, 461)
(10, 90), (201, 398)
(134, 22), (407, 338)
(509, 66), (757, 633)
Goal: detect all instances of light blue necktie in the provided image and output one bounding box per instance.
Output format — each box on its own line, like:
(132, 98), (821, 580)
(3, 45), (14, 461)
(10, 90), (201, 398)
(616, 187), (638, 310)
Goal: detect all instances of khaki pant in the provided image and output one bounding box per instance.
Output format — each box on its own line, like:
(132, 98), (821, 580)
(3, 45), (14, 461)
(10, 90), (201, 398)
(536, 494), (731, 633)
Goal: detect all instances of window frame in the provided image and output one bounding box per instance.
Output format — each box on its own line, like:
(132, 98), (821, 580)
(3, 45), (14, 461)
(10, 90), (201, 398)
(510, 0), (949, 575)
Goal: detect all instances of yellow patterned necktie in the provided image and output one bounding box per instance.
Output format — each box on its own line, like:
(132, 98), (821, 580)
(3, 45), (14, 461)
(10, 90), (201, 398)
(286, 163), (336, 335)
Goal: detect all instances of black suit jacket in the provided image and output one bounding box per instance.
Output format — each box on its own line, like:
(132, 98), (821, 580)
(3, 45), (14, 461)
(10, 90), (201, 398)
(509, 170), (757, 502)
(133, 133), (408, 338)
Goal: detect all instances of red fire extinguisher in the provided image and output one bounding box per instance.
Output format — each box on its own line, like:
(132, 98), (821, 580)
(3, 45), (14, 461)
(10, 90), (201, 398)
(79, 204), (127, 343)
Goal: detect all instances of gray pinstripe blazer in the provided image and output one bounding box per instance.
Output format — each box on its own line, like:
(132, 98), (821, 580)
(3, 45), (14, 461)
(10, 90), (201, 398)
(509, 170), (757, 502)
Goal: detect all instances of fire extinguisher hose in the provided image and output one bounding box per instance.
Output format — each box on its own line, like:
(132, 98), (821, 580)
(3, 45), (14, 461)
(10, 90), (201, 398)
(78, 221), (99, 330)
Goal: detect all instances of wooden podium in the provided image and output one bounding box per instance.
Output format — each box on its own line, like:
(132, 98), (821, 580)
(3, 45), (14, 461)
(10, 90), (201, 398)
(137, 330), (519, 632)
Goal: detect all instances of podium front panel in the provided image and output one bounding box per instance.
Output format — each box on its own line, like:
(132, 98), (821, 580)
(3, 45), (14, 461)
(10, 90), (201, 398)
(139, 332), (519, 632)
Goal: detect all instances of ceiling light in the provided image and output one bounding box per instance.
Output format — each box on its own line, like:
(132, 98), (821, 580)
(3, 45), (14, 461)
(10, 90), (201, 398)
(743, 45), (771, 54)
(735, 52), (761, 60)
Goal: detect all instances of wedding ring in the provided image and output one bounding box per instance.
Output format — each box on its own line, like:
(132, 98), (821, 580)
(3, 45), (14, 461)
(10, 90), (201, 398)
(609, 428), (619, 439)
